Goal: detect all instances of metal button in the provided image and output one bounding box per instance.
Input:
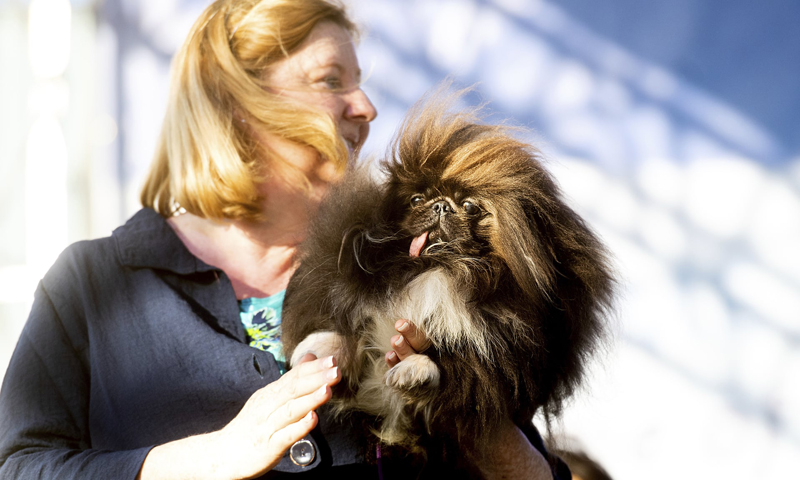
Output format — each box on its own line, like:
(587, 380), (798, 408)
(289, 439), (315, 466)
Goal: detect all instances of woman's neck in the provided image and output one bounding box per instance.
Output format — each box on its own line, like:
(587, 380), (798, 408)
(167, 212), (305, 300)
(166, 162), (330, 300)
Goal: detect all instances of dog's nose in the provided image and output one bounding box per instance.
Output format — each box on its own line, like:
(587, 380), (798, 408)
(432, 200), (452, 216)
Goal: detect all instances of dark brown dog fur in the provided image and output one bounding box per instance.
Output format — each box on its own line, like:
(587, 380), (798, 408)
(282, 90), (615, 461)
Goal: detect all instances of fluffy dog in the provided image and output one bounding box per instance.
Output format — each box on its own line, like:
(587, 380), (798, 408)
(281, 91), (615, 459)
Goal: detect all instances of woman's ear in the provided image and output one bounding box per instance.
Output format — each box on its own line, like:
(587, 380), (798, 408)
(232, 106), (248, 124)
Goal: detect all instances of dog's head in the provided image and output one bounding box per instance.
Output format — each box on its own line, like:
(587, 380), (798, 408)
(382, 92), (609, 302)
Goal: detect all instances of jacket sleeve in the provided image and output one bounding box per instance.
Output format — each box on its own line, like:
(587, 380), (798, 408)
(0, 282), (152, 479)
(521, 421), (572, 480)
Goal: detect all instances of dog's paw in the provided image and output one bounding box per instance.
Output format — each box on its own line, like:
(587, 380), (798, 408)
(384, 354), (440, 390)
(290, 331), (344, 367)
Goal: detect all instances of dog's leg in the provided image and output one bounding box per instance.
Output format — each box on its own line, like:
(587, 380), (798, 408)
(384, 353), (440, 390)
(289, 331), (344, 367)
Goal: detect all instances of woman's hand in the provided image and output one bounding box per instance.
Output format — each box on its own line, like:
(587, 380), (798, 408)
(137, 354), (340, 480)
(385, 319), (430, 367)
(471, 419), (554, 480)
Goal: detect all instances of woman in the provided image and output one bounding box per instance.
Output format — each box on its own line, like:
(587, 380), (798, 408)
(0, 0), (564, 478)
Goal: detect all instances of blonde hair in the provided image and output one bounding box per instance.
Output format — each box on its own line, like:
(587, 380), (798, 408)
(141, 0), (356, 220)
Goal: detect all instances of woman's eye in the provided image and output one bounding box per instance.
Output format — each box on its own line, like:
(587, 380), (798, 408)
(462, 201), (480, 215)
(322, 76), (342, 90)
(411, 196), (425, 207)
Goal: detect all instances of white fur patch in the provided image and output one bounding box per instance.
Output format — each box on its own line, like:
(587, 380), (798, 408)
(390, 268), (490, 359)
(289, 331), (343, 367)
(385, 353), (440, 389)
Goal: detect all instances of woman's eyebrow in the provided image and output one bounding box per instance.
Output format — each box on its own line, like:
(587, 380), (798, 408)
(309, 63), (362, 82)
(311, 62), (343, 73)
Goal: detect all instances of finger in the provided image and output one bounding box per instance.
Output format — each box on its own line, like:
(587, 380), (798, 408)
(395, 319), (431, 354)
(265, 358), (340, 406)
(296, 353), (317, 365)
(284, 354), (336, 380)
(268, 410), (318, 457)
(267, 383), (331, 434)
(390, 334), (416, 361)
(385, 350), (399, 368)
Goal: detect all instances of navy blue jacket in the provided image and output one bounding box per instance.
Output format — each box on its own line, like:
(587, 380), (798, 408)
(0, 208), (568, 479)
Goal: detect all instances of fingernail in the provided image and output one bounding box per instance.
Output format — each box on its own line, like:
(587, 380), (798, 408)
(386, 351), (397, 361)
(394, 336), (404, 347)
(323, 356), (336, 368)
(305, 411), (314, 422)
(317, 385), (328, 399)
(396, 320), (408, 332)
(327, 366), (338, 380)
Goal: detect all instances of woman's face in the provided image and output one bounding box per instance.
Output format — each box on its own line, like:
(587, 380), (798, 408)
(259, 20), (377, 189)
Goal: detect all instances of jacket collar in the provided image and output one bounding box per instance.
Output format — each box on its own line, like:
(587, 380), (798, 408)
(114, 208), (246, 343)
(113, 208), (219, 274)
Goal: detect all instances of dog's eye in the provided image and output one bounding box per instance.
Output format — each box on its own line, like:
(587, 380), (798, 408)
(411, 195), (425, 207)
(462, 201), (480, 215)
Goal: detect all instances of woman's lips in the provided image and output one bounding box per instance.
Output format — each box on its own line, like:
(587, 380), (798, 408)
(344, 137), (358, 156)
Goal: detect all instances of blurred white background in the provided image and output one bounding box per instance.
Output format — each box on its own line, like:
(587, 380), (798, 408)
(1, 0), (799, 477)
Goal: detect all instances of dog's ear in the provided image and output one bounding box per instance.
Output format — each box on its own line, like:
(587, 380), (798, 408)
(335, 185), (407, 275)
(488, 197), (558, 301)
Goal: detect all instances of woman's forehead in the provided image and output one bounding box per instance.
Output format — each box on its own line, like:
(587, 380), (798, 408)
(265, 21), (358, 82)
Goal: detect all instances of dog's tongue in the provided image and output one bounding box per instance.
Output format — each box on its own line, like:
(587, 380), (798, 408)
(409, 231), (429, 258)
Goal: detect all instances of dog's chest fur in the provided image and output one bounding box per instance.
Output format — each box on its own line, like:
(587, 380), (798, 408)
(291, 267), (492, 444)
(365, 268), (490, 359)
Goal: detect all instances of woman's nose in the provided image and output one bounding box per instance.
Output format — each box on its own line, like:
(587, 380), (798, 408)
(345, 88), (378, 122)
